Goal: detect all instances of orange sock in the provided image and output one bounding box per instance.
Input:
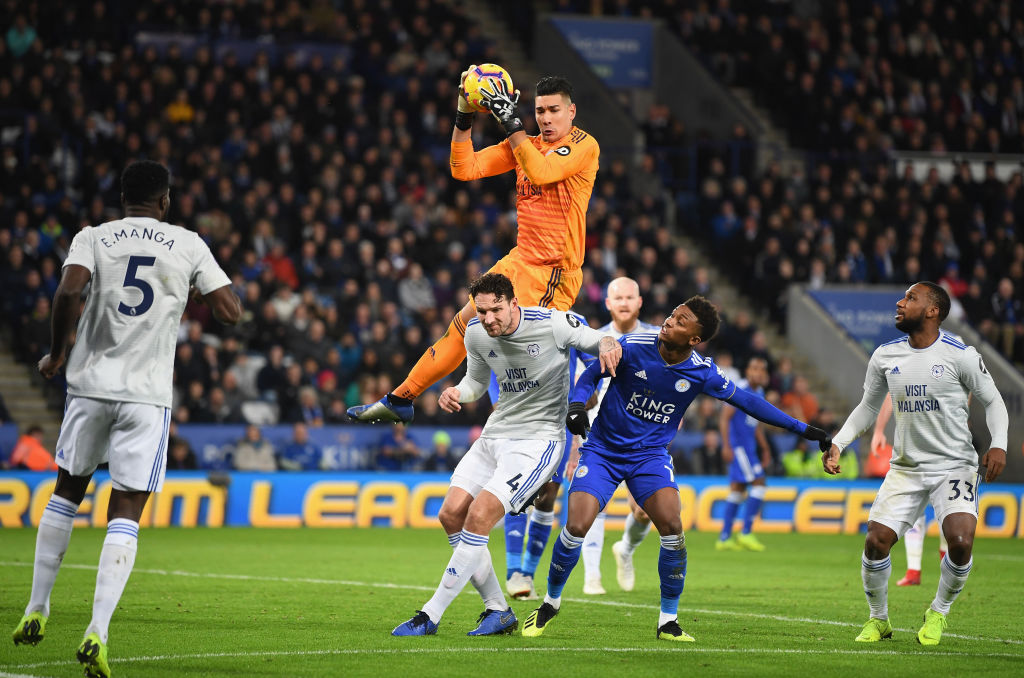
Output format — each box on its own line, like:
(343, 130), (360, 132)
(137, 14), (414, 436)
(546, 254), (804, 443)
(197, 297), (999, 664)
(393, 312), (468, 400)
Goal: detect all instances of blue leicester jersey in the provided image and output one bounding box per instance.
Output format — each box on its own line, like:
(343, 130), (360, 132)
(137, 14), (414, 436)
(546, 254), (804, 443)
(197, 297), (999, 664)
(729, 379), (762, 450)
(570, 332), (735, 454)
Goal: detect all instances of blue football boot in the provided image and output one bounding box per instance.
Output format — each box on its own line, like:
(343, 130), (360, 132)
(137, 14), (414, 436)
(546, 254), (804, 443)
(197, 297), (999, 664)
(467, 608), (518, 636)
(392, 611), (438, 636)
(348, 394), (415, 424)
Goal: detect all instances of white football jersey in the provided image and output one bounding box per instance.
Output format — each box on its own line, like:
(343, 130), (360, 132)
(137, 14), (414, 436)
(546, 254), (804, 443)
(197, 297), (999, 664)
(834, 330), (1008, 472)
(580, 319), (660, 423)
(62, 217), (231, 408)
(458, 307), (610, 440)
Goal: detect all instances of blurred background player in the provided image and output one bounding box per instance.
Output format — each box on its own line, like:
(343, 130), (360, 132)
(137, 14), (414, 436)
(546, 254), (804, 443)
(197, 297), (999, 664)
(10, 161), (241, 677)
(524, 297), (831, 641)
(716, 356), (773, 551)
(871, 394), (949, 586)
(572, 277), (659, 595)
(350, 72), (599, 424)
(824, 282), (1007, 646)
(391, 273), (620, 637)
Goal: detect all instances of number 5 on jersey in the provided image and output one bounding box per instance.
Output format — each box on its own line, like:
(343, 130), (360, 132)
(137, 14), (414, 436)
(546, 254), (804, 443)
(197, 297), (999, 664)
(118, 255), (156, 317)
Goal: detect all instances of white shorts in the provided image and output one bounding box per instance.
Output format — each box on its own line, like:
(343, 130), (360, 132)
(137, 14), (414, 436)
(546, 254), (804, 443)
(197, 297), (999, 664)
(869, 467), (981, 538)
(450, 437), (564, 514)
(56, 396), (171, 493)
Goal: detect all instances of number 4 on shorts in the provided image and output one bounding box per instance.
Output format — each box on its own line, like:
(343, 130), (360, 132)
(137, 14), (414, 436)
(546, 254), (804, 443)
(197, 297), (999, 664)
(506, 473), (522, 491)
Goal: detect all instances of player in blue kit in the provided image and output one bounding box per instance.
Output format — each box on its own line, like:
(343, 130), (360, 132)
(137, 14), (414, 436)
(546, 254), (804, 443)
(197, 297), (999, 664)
(522, 296), (832, 641)
(716, 356), (773, 552)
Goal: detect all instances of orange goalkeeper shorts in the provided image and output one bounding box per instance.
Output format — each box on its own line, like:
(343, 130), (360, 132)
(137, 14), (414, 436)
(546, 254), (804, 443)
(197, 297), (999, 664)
(487, 247), (582, 311)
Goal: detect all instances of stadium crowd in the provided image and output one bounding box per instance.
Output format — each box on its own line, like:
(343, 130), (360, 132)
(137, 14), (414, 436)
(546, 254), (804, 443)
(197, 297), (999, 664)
(1, 0), (1018, 472)
(569, 0), (1024, 362)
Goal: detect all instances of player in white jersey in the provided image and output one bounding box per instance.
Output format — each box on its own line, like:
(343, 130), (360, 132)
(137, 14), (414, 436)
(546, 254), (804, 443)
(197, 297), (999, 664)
(392, 272), (620, 637)
(569, 277), (660, 595)
(11, 161), (241, 677)
(823, 282), (1007, 646)
(871, 394), (949, 586)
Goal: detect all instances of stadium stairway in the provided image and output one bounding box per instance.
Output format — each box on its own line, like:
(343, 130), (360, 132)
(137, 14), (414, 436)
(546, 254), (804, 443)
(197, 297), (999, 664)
(0, 343), (61, 450)
(674, 231), (853, 421)
(729, 87), (806, 175)
(463, 0), (539, 88)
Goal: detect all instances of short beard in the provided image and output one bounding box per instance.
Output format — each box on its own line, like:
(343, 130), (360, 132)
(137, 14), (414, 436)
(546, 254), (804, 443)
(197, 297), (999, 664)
(895, 315), (921, 334)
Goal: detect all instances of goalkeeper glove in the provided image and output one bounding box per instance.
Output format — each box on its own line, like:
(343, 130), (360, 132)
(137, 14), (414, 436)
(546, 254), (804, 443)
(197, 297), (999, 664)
(802, 425), (832, 452)
(479, 77), (524, 137)
(455, 65), (477, 131)
(566, 402), (590, 439)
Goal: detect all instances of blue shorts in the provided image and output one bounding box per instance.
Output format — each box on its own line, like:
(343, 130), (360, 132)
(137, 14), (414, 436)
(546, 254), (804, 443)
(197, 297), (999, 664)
(728, 444), (764, 484)
(568, 441), (676, 510)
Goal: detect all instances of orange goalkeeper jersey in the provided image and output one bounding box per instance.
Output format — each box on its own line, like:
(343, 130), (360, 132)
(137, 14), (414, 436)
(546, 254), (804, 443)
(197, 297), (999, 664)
(450, 127), (599, 271)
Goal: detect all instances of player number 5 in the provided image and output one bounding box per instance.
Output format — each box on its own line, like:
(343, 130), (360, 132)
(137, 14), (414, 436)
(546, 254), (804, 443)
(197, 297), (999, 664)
(118, 255), (156, 317)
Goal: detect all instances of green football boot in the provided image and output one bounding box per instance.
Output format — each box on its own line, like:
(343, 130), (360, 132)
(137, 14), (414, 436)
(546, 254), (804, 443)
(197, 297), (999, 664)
(917, 609), (948, 646)
(855, 617), (893, 642)
(736, 533), (766, 552)
(657, 619), (695, 642)
(12, 612), (48, 645)
(77, 632), (111, 678)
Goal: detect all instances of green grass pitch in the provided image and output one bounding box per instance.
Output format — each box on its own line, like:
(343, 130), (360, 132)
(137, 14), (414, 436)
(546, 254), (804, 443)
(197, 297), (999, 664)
(1, 528), (1021, 677)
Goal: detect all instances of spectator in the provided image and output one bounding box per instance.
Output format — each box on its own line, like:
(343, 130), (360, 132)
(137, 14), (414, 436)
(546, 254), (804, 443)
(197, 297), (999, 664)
(422, 430), (459, 472)
(781, 376), (820, 423)
(298, 386), (325, 427)
(166, 437), (199, 470)
(375, 424), (421, 471)
(232, 424), (277, 472)
(8, 425), (56, 471)
(279, 422), (322, 471)
(690, 428), (724, 476)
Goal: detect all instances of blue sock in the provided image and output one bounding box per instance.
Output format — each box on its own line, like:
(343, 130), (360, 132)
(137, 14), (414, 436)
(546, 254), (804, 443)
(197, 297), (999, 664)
(522, 509), (554, 576)
(546, 527), (584, 600)
(659, 534), (687, 616)
(504, 512), (527, 578)
(720, 491), (742, 540)
(742, 486), (766, 534)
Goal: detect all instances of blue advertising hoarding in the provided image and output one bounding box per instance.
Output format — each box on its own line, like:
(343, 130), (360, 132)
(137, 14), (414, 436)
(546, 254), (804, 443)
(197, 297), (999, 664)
(807, 288), (904, 353)
(549, 17), (653, 88)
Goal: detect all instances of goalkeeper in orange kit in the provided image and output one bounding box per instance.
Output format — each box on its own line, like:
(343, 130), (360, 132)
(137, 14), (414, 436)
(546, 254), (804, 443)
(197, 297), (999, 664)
(349, 69), (600, 424)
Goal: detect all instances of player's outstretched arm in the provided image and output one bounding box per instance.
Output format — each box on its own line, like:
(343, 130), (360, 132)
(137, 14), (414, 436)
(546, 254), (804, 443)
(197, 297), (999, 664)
(201, 284), (242, 325)
(718, 403), (734, 462)
(453, 64), (478, 141)
(960, 349), (1009, 482)
(725, 387), (831, 451)
(822, 443), (842, 475)
(570, 357), (605, 404)
(870, 393), (893, 452)
(39, 263), (91, 378)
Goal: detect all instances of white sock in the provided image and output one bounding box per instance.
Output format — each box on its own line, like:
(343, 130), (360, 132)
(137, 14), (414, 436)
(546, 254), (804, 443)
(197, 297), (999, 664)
(26, 495), (79, 617)
(904, 516), (925, 571)
(931, 555), (972, 615)
(422, 530), (488, 623)
(447, 532), (507, 612)
(620, 512), (651, 555)
(861, 553), (891, 619)
(543, 592), (561, 610)
(85, 519), (139, 643)
(658, 611), (677, 627)
(581, 512), (606, 579)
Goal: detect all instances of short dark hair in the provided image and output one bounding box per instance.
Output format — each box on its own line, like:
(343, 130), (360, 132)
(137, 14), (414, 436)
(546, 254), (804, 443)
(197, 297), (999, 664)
(468, 272), (515, 302)
(121, 160), (170, 205)
(684, 295), (720, 343)
(536, 76), (574, 102)
(918, 281), (951, 321)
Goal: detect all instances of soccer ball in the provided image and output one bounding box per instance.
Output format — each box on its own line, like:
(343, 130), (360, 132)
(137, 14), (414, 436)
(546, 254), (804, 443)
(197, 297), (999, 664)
(461, 64), (514, 113)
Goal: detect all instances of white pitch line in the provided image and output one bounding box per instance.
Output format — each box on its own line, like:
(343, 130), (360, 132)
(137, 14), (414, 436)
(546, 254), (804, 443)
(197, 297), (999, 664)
(2, 561), (1021, 648)
(0, 672), (52, 678)
(6, 645), (1024, 671)
(985, 554), (1024, 562)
